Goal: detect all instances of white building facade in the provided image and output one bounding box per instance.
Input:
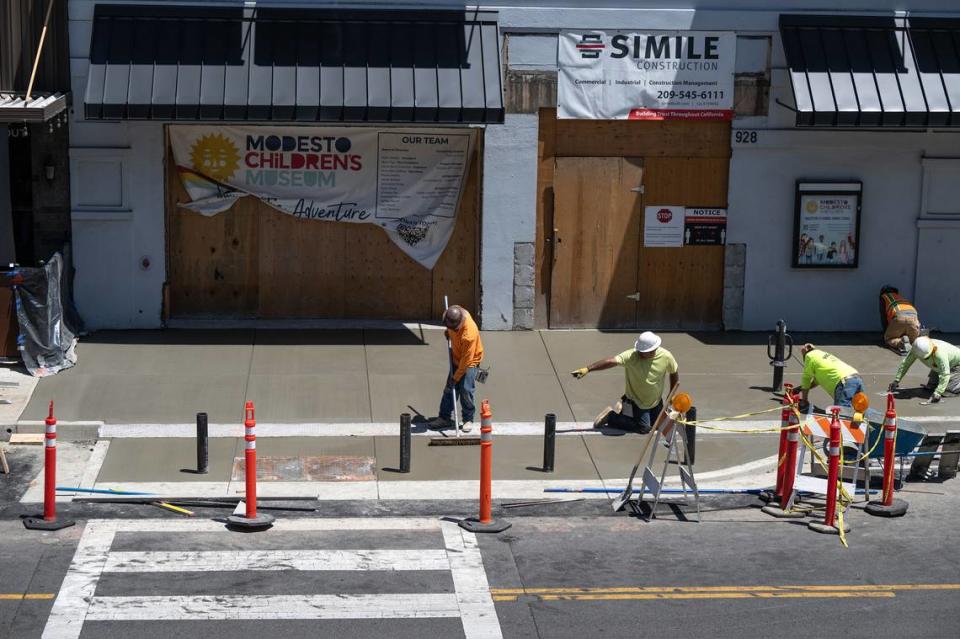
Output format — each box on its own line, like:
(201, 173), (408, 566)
(66, 1), (960, 331)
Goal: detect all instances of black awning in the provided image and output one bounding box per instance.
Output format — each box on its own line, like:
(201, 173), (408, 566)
(780, 14), (960, 127)
(84, 4), (503, 124)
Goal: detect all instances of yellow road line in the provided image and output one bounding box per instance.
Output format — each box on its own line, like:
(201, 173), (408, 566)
(0, 594), (55, 601)
(490, 584), (960, 602)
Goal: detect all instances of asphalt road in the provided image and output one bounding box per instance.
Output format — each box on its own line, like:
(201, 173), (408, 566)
(2, 477), (958, 639)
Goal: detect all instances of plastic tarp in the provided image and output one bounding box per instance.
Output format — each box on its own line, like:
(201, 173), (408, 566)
(9, 253), (81, 377)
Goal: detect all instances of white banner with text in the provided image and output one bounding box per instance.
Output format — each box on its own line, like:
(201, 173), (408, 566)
(558, 30), (736, 120)
(169, 126), (474, 269)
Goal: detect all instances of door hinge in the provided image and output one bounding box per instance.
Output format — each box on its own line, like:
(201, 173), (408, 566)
(626, 292), (641, 301)
(630, 185), (645, 193)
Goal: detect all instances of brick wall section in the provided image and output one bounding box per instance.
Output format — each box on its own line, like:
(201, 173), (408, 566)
(513, 241), (535, 329)
(723, 243), (746, 330)
(29, 122), (70, 261)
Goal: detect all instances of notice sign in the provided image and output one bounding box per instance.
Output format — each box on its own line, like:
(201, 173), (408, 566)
(644, 206), (685, 247)
(558, 30), (736, 120)
(684, 208), (727, 245)
(168, 126), (474, 269)
(793, 182), (862, 269)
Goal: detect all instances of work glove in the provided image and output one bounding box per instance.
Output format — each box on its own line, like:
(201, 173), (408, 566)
(797, 399), (810, 413)
(931, 392), (942, 403)
(887, 381), (899, 393)
(446, 375), (455, 388)
(571, 367), (589, 379)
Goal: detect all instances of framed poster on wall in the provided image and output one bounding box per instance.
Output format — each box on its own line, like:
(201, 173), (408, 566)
(792, 181), (862, 269)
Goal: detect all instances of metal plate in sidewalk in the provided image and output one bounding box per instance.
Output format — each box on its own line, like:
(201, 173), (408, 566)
(232, 456), (376, 482)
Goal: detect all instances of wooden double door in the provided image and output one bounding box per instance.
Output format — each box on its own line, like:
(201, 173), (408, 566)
(549, 155), (727, 329)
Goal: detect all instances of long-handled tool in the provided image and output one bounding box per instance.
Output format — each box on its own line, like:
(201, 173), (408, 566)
(445, 295), (462, 439)
(611, 384), (679, 512)
(430, 297), (480, 446)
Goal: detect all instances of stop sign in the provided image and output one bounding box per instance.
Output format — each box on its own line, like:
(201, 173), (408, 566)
(656, 208), (673, 223)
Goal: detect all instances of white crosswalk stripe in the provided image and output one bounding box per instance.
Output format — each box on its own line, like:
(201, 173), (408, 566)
(42, 517), (504, 639)
(103, 549), (451, 572)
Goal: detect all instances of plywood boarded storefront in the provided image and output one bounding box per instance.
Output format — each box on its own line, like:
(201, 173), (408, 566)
(165, 130), (480, 320)
(537, 109), (730, 329)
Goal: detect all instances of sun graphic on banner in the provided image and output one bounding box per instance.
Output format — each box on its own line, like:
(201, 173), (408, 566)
(189, 133), (240, 182)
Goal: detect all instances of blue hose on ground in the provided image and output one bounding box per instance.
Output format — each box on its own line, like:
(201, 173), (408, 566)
(56, 486), (157, 495)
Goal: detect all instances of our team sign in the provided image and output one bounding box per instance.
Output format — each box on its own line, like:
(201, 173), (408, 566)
(558, 30), (736, 120)
(168, 126), (473, 269)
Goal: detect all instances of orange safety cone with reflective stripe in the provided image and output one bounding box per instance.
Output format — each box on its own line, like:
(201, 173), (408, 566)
(865, 393), (909, 517)
(459, 400), (511, 534)
(808, 407), (851, 535)
(227, 401), (275, 531)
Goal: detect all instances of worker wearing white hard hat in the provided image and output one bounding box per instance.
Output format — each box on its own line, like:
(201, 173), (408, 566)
(570, 331), (679, 433)
(889, 336), (960, 403)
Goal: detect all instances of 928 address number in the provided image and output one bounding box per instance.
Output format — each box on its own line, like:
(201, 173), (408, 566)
(734, 130), (759, 144)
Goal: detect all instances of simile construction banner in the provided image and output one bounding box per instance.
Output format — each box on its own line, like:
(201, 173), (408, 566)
(169, 125), (474, 269)
(558, 30), (736, 120)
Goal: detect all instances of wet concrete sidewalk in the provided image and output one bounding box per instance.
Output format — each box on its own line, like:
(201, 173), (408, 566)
(14, 431), (781, 502)
(14, 327), (960, 427)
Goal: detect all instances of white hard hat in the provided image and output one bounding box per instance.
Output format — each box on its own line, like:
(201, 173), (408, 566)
(634, 331), (662, 353)
(913, 336), (935, 359)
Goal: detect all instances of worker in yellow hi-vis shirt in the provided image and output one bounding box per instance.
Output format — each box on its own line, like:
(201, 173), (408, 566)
(799, 343), (865, 409)
(888, 337), (960, 403)
(570, 331), (679, 434)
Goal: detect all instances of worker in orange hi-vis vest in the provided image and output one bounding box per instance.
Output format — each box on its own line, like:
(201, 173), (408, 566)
(879, 285), (921, 355)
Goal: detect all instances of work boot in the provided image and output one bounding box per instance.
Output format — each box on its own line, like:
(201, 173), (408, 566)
(593, 406), (614, 429)
(427, 416), (452, 430)
(460, 421), (474, 433)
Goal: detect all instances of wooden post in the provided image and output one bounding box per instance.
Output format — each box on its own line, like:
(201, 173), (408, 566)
(25, 0), (57, 102)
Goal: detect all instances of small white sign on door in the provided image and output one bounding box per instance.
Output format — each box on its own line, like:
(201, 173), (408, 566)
(644, 205), (685, 247)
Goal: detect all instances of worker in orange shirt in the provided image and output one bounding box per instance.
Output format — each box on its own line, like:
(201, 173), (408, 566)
(428, 305), (484, 433)
(879, 285), (921, 354)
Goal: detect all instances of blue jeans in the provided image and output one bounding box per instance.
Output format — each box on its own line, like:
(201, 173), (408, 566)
(440, 366), (477, 423)
(607, 398), (662, 434)
(833, 375), (865, 407)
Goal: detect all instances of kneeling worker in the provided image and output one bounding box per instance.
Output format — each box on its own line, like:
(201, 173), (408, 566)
(799, 343), (865, 408)
(570, 331), (679, 433)
(428, 305), (484, 432)
(879, 285), (921, 354)
(888, 336), (960, 403)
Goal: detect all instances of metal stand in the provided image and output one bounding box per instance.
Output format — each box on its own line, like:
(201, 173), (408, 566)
(767, 319), (793, 393)
(616, 411), (701, 522)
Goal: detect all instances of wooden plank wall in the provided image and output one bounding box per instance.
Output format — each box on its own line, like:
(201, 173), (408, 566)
(638, 157), (729, 328)
(166, 131), (480, 320)
(166, 155), (260, 317)
(535, 108), (731, 328)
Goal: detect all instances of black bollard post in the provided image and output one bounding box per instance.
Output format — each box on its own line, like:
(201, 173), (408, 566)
(543, 413), (556, 472)
(399, 413), (411, 473)
(684, 406), (697, 466)
(767, 319), (792, 393)
(196, 412), (209, 475)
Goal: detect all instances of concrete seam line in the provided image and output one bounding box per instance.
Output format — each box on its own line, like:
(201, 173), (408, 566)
(538, 329), (578, 421)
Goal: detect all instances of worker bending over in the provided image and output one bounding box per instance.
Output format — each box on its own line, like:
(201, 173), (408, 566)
(571, 331), (679, 433)
(799, 343), (865, 409)
(428, 305), (484, 433)
(888, 337), (960, 403)
(879, 285), (921, 354)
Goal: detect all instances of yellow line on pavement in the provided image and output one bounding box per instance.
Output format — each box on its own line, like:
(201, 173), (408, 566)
(490, 584), (960, 602)
(0, 594), (55, 601)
